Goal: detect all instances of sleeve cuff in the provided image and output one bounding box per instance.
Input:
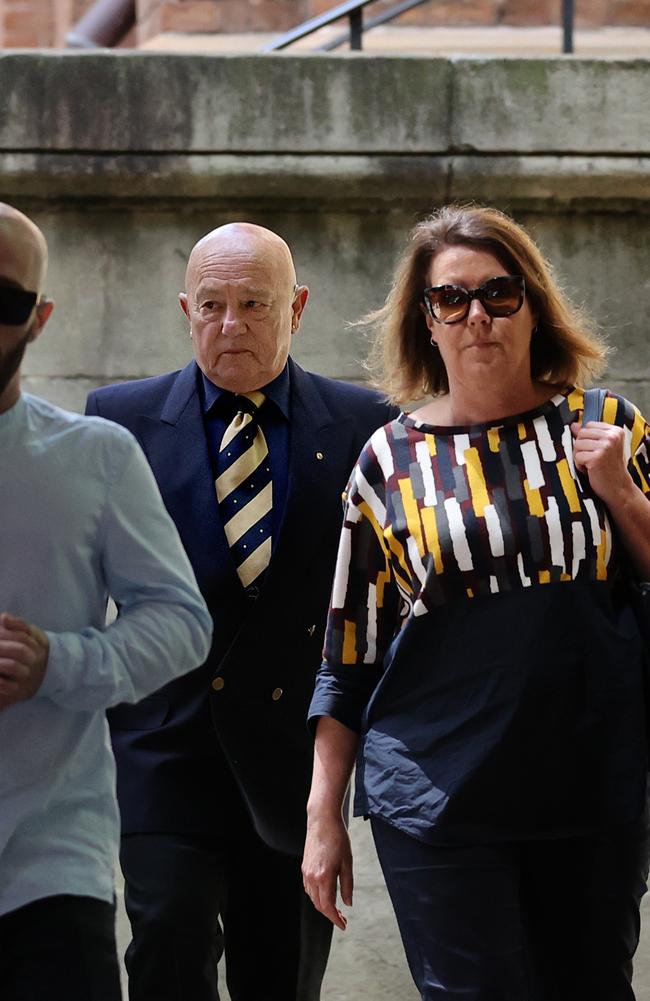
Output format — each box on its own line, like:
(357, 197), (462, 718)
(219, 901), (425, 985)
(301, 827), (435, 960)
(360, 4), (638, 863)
(38, 631), (71, 700)
(307, 660), (381, 736)
(307, 699), (363, 738)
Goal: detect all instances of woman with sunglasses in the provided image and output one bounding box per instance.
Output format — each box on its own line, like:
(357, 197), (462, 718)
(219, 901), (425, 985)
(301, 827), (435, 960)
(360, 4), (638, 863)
(302, 204), (650, 1000)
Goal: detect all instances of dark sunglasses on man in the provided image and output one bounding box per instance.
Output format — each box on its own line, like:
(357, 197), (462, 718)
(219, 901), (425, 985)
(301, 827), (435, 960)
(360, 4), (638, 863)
(423, 275), (525, 325)
(0, 286), (40, 326)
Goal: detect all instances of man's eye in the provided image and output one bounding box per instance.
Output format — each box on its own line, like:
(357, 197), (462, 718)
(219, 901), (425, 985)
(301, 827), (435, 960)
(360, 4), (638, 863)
(244, 300), (264, 309)
(200, 300), (217, 310)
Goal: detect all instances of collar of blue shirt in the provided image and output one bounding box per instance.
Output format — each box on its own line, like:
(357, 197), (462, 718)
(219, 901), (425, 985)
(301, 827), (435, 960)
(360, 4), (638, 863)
(200, 363), (291, 422)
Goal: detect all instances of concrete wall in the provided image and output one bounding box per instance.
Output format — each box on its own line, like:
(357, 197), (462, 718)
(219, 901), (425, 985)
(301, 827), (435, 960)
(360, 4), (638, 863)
(2, 51), (650, 998)
(1, 52), (648, 413)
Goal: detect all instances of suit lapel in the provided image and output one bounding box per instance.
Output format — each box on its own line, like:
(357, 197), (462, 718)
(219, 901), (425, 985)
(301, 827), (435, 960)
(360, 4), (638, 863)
(135, 361), (239, 594)
(132, 360), (361, 599)
(266, 361), (350, 588)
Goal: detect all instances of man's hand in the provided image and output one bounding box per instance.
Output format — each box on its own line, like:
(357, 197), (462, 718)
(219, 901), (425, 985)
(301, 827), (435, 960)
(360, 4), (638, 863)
(0, 612), (49, 710)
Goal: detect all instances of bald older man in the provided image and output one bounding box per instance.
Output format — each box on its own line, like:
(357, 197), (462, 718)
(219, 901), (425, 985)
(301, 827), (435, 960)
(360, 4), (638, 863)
(86, 223), (398, 1001)
(0, 206), (212, 1001)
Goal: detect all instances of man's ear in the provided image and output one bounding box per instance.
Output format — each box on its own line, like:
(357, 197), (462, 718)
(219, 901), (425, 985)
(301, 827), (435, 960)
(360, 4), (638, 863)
(178, 292), (190, 320)
(290, 285), (309, 333)
(29, 298), (54, 342)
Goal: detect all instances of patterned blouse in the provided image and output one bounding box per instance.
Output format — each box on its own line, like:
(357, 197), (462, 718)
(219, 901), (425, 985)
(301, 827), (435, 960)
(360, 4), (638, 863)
(310, 388), (650, 843)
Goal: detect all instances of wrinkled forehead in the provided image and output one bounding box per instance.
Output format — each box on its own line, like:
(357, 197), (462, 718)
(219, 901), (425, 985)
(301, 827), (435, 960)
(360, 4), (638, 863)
(0, 214), (47, 291)
(194, 251), (279, 292)
(187, 227), (296, 295)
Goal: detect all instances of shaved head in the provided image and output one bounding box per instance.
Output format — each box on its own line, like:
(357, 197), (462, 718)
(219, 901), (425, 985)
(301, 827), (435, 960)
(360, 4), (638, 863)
(0, 203), (53, 413)
(0, 203), (48, 292)
(185, 223), (297, 299)
(179, 221), (308, 394)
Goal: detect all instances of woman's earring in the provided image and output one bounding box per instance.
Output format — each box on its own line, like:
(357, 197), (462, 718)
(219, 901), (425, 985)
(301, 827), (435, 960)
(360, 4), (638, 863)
(430, 334), (438, 348)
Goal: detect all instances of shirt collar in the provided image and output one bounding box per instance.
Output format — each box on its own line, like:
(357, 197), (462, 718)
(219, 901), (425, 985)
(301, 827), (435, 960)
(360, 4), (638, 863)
(200, 363), (291, 421)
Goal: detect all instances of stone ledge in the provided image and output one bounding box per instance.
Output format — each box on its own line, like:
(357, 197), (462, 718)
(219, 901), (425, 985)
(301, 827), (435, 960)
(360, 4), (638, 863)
(449, 57), (650, 153)
(0, 52), (451, 154)
(1, 53), (649, 155)
(2, 153), (650, 208)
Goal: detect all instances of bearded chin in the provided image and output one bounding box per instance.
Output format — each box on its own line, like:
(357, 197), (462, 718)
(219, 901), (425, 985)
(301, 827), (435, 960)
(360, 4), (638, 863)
(0, 324), (33, 399)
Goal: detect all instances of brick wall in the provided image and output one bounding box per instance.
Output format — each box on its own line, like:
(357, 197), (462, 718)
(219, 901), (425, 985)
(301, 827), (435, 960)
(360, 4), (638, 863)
(136, 0), (310, 39)
(0, 0), (125, 47)
(1, 0), (649, 48)
(136, 0), (650, 41)
(1, 0), (55, 46)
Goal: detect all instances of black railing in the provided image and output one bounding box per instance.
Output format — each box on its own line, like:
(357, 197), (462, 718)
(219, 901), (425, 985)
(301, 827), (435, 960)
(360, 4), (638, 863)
(264, 0), (577, 54)
(320, 0), (436, 52)
(263, 0), (430, 53)
(563, 0), (574, 53)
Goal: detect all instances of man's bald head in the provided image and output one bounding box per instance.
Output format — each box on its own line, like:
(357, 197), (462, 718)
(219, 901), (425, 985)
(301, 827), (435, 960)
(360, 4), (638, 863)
(178, 221), (308, 394)
(0, 204), (53, 413)
(185, 222), (297, 299)
(0, 203), (48, 293)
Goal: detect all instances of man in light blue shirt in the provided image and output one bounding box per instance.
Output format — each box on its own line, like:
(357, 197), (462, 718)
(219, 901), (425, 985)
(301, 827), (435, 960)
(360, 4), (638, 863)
(0, 204), (212, 1000)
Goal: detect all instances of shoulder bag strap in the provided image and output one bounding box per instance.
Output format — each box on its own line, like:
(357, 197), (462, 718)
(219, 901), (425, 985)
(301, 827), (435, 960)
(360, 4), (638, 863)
(582, 387), (608, 425)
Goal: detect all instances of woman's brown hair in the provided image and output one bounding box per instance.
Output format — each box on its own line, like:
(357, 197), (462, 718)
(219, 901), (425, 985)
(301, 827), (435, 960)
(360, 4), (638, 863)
(365, 204), (607, 404)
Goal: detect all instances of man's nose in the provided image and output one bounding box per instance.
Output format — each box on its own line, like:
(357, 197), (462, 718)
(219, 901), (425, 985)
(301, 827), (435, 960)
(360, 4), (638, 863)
(221, 308), (245, 334)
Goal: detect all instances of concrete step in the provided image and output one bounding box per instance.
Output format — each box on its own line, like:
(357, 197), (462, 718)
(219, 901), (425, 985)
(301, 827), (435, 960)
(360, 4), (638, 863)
(140, 24), (650, 56)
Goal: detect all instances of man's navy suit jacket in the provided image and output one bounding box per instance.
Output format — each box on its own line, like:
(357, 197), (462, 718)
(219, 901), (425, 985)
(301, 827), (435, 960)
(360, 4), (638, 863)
(86, 358), (397, 857)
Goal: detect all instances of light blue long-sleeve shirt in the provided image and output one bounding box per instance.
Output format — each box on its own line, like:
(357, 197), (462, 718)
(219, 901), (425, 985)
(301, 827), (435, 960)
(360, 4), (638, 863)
(0, 393), (213, 917)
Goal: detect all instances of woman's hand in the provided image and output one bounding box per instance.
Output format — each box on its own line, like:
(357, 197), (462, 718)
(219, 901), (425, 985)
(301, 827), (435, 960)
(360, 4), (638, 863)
(302, 812), (353, 931)
(571, 417), (650, 578)
(302, 716), (359, 930)
(571, 419), (635, 507)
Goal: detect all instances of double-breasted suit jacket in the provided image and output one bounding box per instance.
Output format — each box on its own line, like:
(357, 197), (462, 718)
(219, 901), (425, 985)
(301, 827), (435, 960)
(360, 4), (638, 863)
(86, 357), (397, 856)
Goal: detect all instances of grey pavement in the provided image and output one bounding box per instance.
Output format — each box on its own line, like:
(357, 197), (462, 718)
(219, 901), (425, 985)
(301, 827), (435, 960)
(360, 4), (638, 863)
(116, 812), (650, 1000)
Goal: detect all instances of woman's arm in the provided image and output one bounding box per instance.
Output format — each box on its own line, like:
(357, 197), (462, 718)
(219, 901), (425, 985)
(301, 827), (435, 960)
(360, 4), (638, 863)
(303, 434), (400, 928)
(302, 716), (359, 931)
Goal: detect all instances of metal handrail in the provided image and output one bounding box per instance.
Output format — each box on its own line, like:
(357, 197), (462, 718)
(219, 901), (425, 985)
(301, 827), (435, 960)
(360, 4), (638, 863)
(563, 0), (574, 53)
(66, 0), (135, 48)
(319, 0), (432, 51)
(263, 0), (384, 52)
(264, 0), (577, 53)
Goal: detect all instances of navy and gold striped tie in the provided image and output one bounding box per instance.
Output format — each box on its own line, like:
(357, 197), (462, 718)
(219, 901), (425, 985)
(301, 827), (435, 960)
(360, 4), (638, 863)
(215, 391), (272, 587)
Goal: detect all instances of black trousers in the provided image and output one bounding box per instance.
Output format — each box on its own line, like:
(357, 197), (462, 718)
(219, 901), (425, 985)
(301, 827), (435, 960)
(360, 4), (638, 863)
(120, 819), (332, 1001)
(371, 816), (650, 1001)
(0, 894), (122, 1001)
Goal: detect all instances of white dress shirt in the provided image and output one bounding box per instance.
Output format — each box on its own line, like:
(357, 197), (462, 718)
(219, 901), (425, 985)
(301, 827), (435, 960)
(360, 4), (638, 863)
(0, 393), (212, 917)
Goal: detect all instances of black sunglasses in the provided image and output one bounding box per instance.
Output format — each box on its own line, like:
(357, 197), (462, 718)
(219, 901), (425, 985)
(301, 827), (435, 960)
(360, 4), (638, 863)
(423, 275), (525, 325)
(0, 286), (39, 326)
